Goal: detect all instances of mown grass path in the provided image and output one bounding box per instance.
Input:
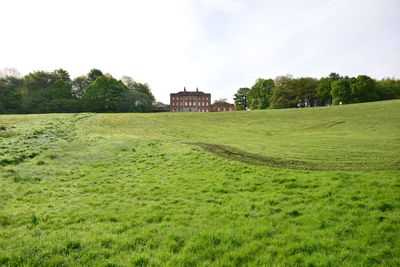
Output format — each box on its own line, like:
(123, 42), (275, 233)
(0, 100), (399, 266)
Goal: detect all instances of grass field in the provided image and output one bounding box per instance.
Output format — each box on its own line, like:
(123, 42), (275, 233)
(0, 100), (399, 266)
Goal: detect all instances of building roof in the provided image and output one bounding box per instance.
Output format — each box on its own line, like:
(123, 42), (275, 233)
(212, 102), (234, 106)
(172, 91), (210, 96)
(171, 88), (210, 96)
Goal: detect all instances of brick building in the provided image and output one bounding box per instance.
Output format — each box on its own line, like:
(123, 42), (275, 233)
(153, 103), (170, 112)
(211, 102), (235, 112)
(170, 87), (211, 112)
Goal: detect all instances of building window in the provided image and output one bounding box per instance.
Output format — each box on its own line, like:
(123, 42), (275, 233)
(185, 102), (187, 106)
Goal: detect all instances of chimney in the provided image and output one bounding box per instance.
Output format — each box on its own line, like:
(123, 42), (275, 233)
(184, 86), (186, 92)
(196, 87), (198, 92)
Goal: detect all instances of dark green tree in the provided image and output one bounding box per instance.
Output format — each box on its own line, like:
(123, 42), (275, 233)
(121, 76), (155, 112)
(53, 68), (71, 82)
(247, 79), (275, 109)
(233, 87), (249, 110)
(331, 78), (353, 104)
(316, 78), (333, 106)
(72, 75), (91, 98)
(82, 75), (128, 112)
(350, 75), (377, 103)
(21, 69), (81, 113)
(377, 78), (400, 100)
(329, 72), (341, 81)
(24, 71), (55, 93)
(270, 76), (297, 108)
(294, 77), (319, 107)
(0, 76), (23, 113)
(87, 68), (104, 83)
(0, 99), (4, 113)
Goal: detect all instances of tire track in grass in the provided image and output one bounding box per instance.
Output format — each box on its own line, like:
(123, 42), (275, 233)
(184, 142), (318, 170)
(185, 142), (399, 171)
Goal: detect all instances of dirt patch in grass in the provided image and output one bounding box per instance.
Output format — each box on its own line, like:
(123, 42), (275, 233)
(185, 142), (318, 170)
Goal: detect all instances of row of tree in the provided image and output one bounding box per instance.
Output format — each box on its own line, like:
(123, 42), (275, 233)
(0, 68), (155, 114)
(234, 73), (400, 110)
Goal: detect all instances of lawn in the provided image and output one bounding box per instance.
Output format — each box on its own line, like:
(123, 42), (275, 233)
(0, 100), (399, 266)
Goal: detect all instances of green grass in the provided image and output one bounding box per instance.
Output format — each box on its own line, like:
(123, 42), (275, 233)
(0, 100), (399, 266)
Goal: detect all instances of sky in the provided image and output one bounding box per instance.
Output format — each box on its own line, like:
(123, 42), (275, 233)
(1, 0), (399, 103)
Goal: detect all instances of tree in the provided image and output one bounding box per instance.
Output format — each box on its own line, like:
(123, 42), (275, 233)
(331, 78), (353, 104)
(377, 78), (400, 100)
(82, 75), (128, 112)
(247, 79), (275, 109)
(0, 76), (23, 113)
(316, 78), (332, 106)
(21, 69), (80, 113)
(294, 77), (319, 107)
(329, 72), (341, 81)
(53, 68), (71, 83)
(0, 99), (4, 113)
(87, 68), (104, 83)
(72, 75), (91, 99)
(233, 87), (249, 110)
(350, 75), (377, 103)
(24, 71), (55, 93)
(270, 76), (297, 108)
(121, 76), (155, 112)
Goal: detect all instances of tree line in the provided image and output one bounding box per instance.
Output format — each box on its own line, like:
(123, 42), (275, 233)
(0, 68), (155, 114)
(234, 73), (400, 110)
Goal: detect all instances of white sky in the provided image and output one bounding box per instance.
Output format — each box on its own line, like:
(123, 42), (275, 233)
(1, 0), (399, 103)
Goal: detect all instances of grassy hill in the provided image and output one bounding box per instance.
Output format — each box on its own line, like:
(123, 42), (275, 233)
(0, 100), (399, 266)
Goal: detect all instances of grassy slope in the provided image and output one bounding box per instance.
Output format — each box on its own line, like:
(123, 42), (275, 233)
(0, 100), (399, 266)
(81, 100), (400, 170)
